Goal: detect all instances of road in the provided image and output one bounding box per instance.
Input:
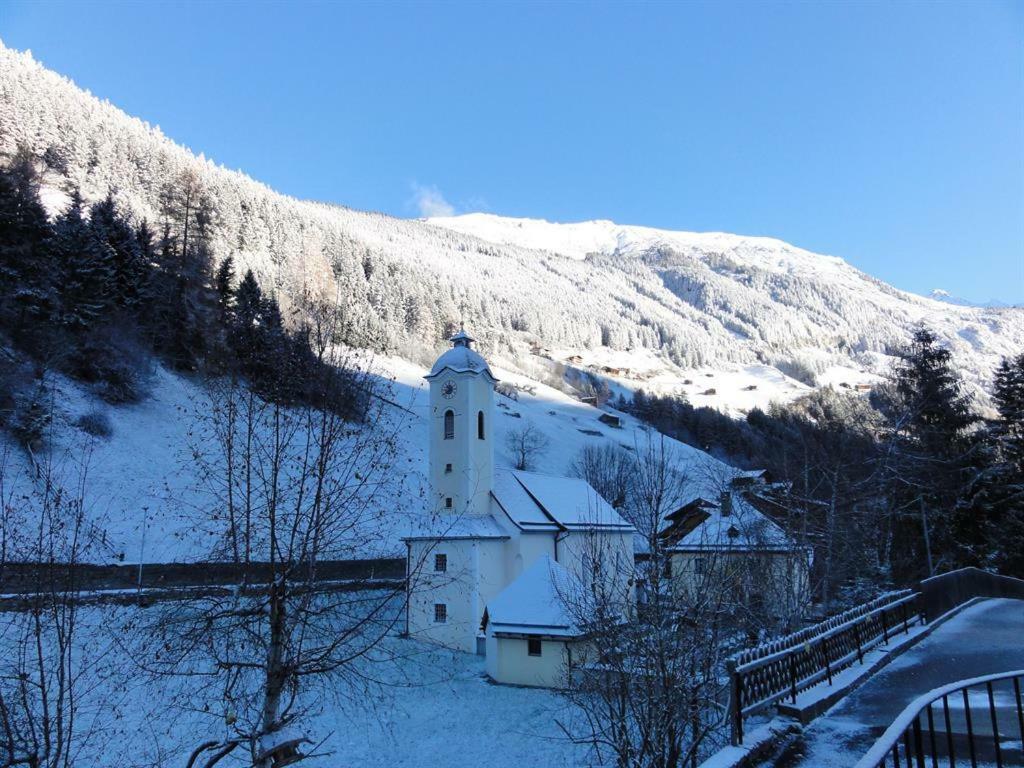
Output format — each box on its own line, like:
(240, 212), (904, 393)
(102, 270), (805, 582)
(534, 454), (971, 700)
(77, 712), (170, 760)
(771, 598), (1024, 767)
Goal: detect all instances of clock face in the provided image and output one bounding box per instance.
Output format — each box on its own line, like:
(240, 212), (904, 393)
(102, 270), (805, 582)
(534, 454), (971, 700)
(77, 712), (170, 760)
(441, 381), (457, 400)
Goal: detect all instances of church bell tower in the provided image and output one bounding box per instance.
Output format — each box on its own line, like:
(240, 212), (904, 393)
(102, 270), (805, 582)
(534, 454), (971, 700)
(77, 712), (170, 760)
(424, 329), (497, 516)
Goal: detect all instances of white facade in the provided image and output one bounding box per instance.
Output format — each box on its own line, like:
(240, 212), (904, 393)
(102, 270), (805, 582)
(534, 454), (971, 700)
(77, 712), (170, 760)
(484, 634), (573, 688)
(404, 331), (635, 687)
(424, 329), (496, 518)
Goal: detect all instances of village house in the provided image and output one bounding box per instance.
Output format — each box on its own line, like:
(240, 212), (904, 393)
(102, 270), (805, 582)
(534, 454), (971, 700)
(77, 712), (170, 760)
(655, 475), (809, 620)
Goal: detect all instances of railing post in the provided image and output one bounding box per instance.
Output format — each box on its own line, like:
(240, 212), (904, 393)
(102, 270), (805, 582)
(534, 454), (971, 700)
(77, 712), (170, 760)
(822, 636), (833, 686)
(789, 651), (798, 703)
(728, 659), (743, 746)
(962, 688), (977, 768)
(1014, 676), (1024, 751)
(902, 601), (909, 634)
(853, 621), (864, 664)
(987, 681), (1003, 768)
(942, 694), (956, 768)
(911, 715), (925, 768)
(882, 607), (890, 644)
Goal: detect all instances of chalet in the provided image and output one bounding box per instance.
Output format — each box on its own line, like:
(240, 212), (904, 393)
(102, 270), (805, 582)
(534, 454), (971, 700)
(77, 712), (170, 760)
(653, 479), (808, 619)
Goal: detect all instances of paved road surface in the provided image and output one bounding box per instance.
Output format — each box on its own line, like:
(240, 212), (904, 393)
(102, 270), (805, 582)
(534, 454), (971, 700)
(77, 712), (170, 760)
(771, 598), (1024, 767)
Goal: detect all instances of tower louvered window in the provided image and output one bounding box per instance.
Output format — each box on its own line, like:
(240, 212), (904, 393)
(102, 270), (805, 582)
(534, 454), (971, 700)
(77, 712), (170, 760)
(443, 409), (454, 440)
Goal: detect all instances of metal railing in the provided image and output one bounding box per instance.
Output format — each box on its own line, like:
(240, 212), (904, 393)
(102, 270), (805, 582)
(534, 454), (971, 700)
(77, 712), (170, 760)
(855, 670), (1024, 768)
(918, 568), (1024, 622)
(727, 590), (923, 744)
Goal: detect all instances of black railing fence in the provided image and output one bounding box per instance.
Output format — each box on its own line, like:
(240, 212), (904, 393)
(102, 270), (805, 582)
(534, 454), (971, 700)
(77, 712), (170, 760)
(855, 670), (1024, 768)
(727, 568), (1024, 746)
(919, 568), (1024, 622)
(727, 590), (923, 744)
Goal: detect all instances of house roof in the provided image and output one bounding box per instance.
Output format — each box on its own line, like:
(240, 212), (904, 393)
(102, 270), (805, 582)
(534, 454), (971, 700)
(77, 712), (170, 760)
(667, 493), (796, 553)
(491, 469), (634, 532)
(483, 555), (582, 637)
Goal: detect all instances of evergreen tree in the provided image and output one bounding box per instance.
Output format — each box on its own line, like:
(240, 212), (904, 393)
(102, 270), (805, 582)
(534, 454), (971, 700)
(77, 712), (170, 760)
(884, 327), (980, 580)
(89, 193), (144, 310)
(993, 353), (1024, 471)
(50, 191), (114, 332)
(214, 254), (235, 324)
(0, 155), (56, 331)
(230, 269), (267, 376)
(965, 353), (1024, 576)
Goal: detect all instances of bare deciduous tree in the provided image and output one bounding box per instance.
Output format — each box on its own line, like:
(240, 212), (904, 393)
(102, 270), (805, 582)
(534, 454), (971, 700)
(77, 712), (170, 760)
(141, 309), (413, 768)
(570, 443), (635, 509)
(505, 423), (550, 471)
(556, 439), (741, 768)
(0, 447), (112, 768)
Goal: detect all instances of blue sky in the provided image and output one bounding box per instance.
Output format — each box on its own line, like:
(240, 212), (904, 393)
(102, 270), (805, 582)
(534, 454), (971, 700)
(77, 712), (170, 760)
(1, 1), (1021, 304)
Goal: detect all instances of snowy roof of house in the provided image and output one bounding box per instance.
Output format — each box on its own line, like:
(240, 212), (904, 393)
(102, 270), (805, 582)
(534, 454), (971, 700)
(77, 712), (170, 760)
(483, 555), (582, 637)
(491, 469), (634, 532)
(668, 493), (795, 552)
(403, 512), (510, 542)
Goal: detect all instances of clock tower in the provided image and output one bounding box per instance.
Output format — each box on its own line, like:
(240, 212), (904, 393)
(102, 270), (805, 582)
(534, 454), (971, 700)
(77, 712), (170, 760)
(424, 329), (497, 517)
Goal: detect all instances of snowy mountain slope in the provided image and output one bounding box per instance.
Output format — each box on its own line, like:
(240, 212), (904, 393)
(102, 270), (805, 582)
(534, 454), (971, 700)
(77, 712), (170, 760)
(426, 214), (1023, 393)
(1, 42), (1020, 410)
(1, 354), (727, 564)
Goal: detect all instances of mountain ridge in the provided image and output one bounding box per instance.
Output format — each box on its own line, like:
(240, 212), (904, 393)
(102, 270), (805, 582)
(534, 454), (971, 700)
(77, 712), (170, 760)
(2, 40), (1020, 403)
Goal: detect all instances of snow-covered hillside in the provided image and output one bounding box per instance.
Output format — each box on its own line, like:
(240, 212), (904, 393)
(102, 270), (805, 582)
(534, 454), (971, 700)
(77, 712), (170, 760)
(1, 355), (727, 564)
(1, 42), (1020, 410)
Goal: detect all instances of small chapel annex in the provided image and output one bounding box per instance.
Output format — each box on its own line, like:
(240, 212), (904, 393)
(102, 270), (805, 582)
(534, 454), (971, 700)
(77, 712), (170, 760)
(403, 330), (635, 688)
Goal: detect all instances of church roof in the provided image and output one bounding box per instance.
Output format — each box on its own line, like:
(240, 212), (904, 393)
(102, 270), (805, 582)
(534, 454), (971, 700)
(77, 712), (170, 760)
(403, 512), (510, 542)
(483, 555), (581, 638)
(424, 328), (497, 382)
(491, 469), (634, 532)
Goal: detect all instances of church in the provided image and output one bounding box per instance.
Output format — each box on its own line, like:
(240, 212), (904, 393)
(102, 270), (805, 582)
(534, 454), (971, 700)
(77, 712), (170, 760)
(403, 330), (635, 688)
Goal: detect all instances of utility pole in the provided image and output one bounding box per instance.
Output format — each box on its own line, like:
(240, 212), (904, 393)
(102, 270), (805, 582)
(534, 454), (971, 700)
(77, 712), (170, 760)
(137, 506), (148, 600)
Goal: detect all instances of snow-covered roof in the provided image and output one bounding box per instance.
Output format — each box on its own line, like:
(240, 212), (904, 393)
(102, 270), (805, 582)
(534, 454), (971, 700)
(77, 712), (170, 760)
(668, 493), (795, 552)
(424, 329), (497, 381)
(491, 471), (559, 531)
(484, 555), (581, 637)
(403, 513), (510, 542)
(491, 469), (633, 532)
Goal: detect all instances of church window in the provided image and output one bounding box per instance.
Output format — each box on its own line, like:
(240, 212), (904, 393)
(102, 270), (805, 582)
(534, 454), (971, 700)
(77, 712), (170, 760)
(434, 603), (447, 623)
(443, 410), (454, 440)
(435, 553), (447, 572)
(445, 463), (452, 474)
(528, 638), (542, 657)
(477, 410), (485, 440)
(445, 497), (453, 509)
(694, 557), (706, 576)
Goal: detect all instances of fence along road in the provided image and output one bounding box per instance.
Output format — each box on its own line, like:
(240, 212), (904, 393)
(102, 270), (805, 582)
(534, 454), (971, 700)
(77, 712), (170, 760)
(769, 598), (1024, 767)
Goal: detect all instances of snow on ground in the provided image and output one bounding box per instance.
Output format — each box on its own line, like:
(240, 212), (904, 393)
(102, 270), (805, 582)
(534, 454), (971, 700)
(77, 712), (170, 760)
(12, 602), (590, 768)
(383, 352), (724, 485)
(2, 351), (730, 564)
(426, 213), (854, 281)
(535, 343), (814, 416)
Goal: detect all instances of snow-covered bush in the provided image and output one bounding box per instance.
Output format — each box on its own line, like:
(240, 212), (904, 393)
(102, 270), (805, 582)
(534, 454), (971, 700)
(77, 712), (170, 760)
(76, 409), (112, 438)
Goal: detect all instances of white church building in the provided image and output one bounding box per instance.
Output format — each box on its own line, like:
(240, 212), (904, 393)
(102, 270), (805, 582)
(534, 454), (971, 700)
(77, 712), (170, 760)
(404, 330), (635, 688)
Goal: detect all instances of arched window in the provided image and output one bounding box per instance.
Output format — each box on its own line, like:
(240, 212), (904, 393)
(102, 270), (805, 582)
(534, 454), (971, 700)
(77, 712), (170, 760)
(443, 409), (454, 440)
(477, 410), (485, 440)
